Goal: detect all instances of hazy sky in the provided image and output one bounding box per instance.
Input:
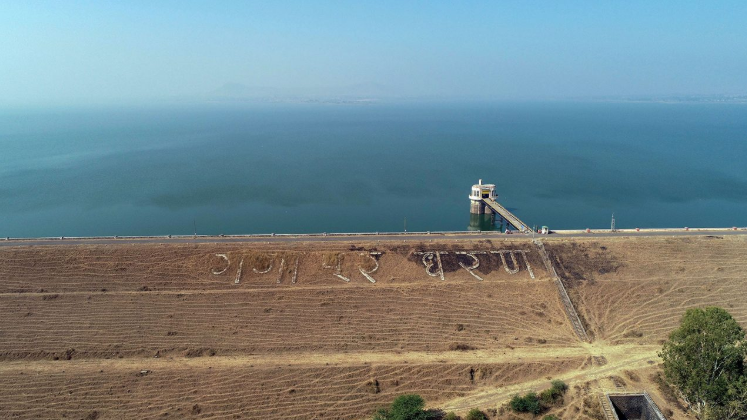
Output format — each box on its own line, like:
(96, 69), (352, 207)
(1, 1), (746, 105)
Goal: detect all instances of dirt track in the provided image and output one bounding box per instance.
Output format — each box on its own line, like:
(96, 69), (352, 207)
(0, 235), (745, 419)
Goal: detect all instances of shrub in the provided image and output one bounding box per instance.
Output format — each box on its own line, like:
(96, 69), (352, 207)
(372, 394), (432, 420)
(372, 407), (390, 420)
(510, 394), (524, 412)
(510, 380), (568, 415)
(443, 412), (459, 420)
(543, 415), (559, 420)
(538, 380), (569, 407)
(539, 388), (557, 406)
(465, 408), (487, 420)
(540, 381), (568, 406)
(550, 380), (568, 393)
(448, 343), (477, 351)
(510, 392), (542, 414)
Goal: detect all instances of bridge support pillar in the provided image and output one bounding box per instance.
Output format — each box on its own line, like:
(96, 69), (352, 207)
(470, 200), (486, 214)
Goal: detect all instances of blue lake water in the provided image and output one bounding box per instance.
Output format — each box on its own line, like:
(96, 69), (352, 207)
(1, 102), (746, 237)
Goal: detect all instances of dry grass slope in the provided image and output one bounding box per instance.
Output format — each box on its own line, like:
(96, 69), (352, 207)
(545, 236), (747, 344)
(0, 235), (744, 419)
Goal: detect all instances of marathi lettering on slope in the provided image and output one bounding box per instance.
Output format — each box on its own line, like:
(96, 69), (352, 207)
(209, 249), (535, 284)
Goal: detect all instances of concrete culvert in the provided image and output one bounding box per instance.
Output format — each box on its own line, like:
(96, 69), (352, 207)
(608, 393), (666, 420)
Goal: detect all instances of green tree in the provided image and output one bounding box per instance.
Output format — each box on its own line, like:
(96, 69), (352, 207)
(659, 307), (746, 418)
(703, 376), (747, 420)
(725, 376), (747, 419)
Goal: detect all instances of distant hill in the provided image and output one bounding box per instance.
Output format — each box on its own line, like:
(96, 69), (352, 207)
(208, 83), (281, 100)
(596, 94), (747, 103)
(200, 82), (400, 104)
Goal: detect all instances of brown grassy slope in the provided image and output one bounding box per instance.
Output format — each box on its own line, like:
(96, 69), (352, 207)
(0, 357), (585, 420)
(1, 236), (744, 419)
(545, 235), (747, 344)
(0, 281), (570, 361)
(0, 241), (571, 362)
(0, 239), (582, 419)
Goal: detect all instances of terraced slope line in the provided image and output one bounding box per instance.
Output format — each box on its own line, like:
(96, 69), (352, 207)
(534, 240), (590, 342)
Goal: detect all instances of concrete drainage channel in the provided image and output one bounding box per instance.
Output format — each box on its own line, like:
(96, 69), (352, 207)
(602, 392), (667, 420)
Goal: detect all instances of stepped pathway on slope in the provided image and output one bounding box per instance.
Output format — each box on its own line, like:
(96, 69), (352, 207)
(599, 394), (619, 420)
(534, 239), (590, 342)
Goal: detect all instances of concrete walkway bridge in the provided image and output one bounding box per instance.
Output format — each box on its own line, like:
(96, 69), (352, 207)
(482, 198), (531, 233)
(469, 180), (532, 233)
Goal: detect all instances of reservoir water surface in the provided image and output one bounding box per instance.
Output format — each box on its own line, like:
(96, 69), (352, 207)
(1, 101), (746, 237)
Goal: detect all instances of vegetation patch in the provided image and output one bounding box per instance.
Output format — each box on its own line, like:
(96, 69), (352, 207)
(659, 306), (747, 419)
(510, 380), (568, 415)
(371, 394), (438, 420)
(448, 343), (477, 351)
(464, 408), (487, 420)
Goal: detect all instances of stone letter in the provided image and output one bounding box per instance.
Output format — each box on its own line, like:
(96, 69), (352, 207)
(291, 257), (299, 284)
(415, 251), (448, 280)
(212, 254), (230, 275)
(491, 250), (520, 274)
(322, 253), (350, 282)
(489, 250), (535, 279)
(515, 250), (535, 279)
(278, 257), (299, 284)
(234, 257), (244, 284)
(358, 252), (382, 283)
(276, 258), (286, 284)
(456, 251), (486, 281)
(252, 254), (274, 274)
(276, 255), (300, 284)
